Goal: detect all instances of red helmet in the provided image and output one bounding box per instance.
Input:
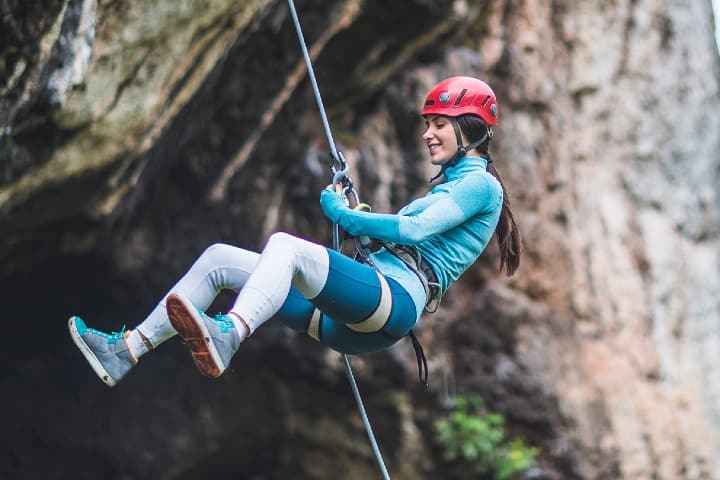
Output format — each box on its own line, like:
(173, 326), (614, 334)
(421, 76), (498, 126)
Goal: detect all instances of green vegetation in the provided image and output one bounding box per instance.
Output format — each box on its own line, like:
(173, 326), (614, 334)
(434, 395), (538, 480)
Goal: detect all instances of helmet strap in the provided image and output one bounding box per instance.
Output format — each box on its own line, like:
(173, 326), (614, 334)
(428, 120), (492, 183)
(449, 118), (490, 164)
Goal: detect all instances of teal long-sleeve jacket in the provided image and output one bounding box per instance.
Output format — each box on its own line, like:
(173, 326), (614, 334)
(320, 155), (503, 301)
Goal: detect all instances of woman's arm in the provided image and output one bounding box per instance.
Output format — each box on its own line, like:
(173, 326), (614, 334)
(320, 173), (500, 245)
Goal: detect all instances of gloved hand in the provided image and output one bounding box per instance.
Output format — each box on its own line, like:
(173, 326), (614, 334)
(320, 187), (347, 224)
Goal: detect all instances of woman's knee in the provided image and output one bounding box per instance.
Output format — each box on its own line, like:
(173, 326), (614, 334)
(263, 232), (321, 263)
(264, 232), (301, 252)
(263, 232), (329, 298)
(196, 243), (235, 265)
(193, 243), (261, 275)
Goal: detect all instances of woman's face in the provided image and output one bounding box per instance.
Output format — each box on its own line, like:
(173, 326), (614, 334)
(422, 115), (466, 165)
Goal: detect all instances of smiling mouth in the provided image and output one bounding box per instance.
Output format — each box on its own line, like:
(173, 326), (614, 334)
(428, 143), (441, 153)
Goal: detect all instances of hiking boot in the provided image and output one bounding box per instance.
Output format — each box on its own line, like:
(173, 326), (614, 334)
(68, 316), (137, 387)
(166, 293), (241, 378)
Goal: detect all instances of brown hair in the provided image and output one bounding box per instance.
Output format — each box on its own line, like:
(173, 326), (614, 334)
(456, 114), (522, 276)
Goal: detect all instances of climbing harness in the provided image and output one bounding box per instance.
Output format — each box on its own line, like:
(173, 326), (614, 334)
(379, 242), (436, 386)
(287, 1), (391, 479)
(381, 242), (441, 311)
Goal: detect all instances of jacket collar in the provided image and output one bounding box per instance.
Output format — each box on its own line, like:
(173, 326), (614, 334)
(442, 155), (489, 182)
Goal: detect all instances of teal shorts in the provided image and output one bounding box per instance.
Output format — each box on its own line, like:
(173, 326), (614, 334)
(274, 248), (418, 354)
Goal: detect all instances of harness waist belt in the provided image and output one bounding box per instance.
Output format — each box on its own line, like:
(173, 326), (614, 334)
(382, 243), (439, 306)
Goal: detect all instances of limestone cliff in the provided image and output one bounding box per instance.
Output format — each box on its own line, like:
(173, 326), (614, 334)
(1, 0), (719, 479)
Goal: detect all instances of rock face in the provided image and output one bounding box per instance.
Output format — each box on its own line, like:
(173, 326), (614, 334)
(1, 0), (719, 479)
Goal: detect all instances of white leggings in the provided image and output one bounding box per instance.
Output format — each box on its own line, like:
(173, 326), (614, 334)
(136, 233), (330, 346)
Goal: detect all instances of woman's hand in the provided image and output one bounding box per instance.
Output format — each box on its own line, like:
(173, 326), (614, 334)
(320, 187), (347, 223)
(325, 183), (344, 194)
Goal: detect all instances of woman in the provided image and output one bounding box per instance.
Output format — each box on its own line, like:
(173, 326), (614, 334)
(69, 76), (522, 387)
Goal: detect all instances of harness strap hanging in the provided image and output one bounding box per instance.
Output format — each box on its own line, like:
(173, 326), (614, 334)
(287, 2), (391, 479)
(408, 330), (429, 387)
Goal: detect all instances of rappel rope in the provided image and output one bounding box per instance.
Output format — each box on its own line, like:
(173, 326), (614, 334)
(286, 1), (392, 479)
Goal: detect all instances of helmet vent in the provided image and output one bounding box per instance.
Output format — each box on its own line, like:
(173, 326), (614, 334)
(454, 89), (467, 106)
(481, 95), (491, 107)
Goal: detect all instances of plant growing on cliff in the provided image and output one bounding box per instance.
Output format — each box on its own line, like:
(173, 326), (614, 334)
(434, 394), (538, 480)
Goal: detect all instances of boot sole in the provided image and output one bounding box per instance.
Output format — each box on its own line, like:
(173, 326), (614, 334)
(68, 317), (118, 387)
(166, 293), (224, 378)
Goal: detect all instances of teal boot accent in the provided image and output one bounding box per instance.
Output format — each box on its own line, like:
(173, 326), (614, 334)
(166, 293), (242, 378)
(68, 316), (137, 387)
